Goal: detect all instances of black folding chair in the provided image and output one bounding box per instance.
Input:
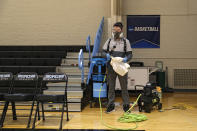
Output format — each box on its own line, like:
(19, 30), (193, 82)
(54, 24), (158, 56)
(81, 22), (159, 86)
(0, 72), (16, 121)
(0, 72), (39, 128)
(32, 72), (69, 130)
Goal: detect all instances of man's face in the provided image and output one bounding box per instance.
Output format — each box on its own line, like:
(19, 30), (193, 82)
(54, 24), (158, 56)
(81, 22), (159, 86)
(112, 26), (122, 33)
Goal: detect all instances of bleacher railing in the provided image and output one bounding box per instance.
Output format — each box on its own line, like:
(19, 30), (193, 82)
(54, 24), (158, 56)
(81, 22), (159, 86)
(87, 17), (104, 84)
(86, 35), (91, 63)
(78, 49), (84, 84)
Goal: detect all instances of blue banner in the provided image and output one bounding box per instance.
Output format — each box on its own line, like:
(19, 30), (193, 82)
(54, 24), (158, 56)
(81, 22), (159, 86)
(127, 15), (160, 48)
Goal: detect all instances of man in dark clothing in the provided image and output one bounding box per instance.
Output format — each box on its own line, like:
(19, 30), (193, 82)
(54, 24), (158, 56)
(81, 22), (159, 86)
(102, 22), (133, 113)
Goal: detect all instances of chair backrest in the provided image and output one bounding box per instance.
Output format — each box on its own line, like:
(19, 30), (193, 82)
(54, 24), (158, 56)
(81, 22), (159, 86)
(0, 72), (13, 93)
(12, 72), (38, 94)
(0, 72), (13, 81)
(41, 72), (68, 92)
(43, 72), (68, 82)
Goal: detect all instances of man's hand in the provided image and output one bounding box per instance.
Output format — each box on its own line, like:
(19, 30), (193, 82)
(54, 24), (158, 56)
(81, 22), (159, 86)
(123, 57), (128, 63)
(106, 53), (111, 61)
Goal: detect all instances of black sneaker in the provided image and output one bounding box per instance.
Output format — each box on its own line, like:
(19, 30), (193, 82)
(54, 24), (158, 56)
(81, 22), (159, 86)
(123, 104), (131, 113)
(105, 104), (115, 114)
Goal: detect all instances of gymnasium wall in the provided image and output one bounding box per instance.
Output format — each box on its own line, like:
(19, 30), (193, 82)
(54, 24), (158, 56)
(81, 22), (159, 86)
(0, 0), (197, 88)
(122, 0), (197, 89)
(0, 0), (110, 46)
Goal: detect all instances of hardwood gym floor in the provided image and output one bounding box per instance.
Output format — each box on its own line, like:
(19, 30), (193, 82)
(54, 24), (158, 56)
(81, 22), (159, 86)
(1, 92), (197, 131)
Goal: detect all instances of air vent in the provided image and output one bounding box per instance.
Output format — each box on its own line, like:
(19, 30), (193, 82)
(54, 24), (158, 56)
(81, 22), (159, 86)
(174, 69), (197, 89)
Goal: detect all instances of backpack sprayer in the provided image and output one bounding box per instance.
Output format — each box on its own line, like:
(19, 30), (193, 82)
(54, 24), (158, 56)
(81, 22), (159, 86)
(136, 83), (162, 113)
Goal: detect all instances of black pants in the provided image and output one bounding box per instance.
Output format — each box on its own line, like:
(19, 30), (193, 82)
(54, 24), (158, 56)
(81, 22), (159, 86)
(107, 64), (130, 107)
